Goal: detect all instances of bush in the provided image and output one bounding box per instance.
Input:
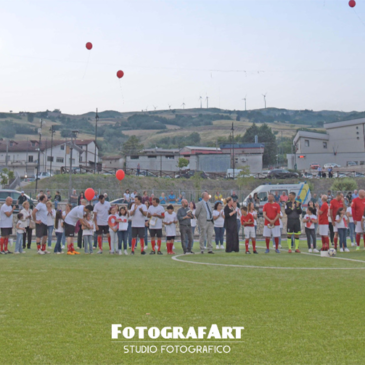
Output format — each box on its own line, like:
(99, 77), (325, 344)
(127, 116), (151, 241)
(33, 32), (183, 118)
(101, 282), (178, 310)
(330, 178), (358, 192)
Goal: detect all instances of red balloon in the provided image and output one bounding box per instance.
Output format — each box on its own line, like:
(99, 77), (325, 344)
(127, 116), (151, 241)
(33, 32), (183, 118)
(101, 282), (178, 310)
(116, 169), (125, 181)
(86, 42), (93, 50)
(116, 70), (124, 79)
(85, 188), (94, 201)
(349, 0), (356, 7)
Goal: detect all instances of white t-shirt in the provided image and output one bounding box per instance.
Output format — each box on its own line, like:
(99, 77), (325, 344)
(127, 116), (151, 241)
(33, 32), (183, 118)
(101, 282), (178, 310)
(65, 205), (85, 226)
(55, 219), (64, 233)
(131, 193), (136, 202)
(20, 208), (32, 228)
(236, 207), (241, 220)
(93, 201), (111, 226)
(250, 210), (258, 226)
(147, 205), (165, 229)
(123, 193), (130, 201)
(191, 209), (197, 228)
(164, 212), (177, 236)
(0, 204), (13, 228)
(213, 210), (224, 228)
(35, 202), (47, 225)
(130, 203), (147, 228)
(83, 219), (94, 236)
(304, 214), (317, 229)
(47, 208), (56, 226)
(347, 207), (354, 223)
(17, 219), (27, 234)
(108, 214), (118, 231)
(118, 215), (128, 231)
(335, 215), (348, 229)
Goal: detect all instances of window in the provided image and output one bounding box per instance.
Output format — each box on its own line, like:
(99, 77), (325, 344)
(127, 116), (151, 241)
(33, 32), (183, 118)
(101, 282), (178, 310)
(79, 156), (82, 162)
(323, 142), (327, 149)
(56, 157), (64, 163)
(47, 156), (53, 162)
(69, 158), (75, 164)
(304, 140), (310, 147)
(28, 155), (33, 162)
(61, 145), (65, 150)
(258, 192), (268, 202)
(130, 156), (139, 160)
(165, 156), (175, 159)
(0, 192), (10, 200)
(360, 161), (365, 166)
(148, 156), (157, 159)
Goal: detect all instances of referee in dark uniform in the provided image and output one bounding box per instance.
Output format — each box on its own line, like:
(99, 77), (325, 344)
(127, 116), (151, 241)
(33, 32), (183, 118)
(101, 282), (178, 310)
(285, 192), (302, 253)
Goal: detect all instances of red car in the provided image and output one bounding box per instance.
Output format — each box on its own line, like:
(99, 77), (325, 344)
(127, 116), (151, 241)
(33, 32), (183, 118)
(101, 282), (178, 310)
(310, 163), (320, 170)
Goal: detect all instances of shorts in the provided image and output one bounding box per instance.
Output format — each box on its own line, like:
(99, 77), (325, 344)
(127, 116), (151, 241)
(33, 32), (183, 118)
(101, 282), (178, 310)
(64, 222), (76, 237)
(319, 224), (329, 236)
(333, 225), (338, 233)
(355, 221), (363, 233)
(96, 225), (109, 235)
(167, 236), (175, 241)
(244, 226), (256, 239)
(149, 228), (162, 238)
(287, 219), (301, 234)
(263, 225), (280, 238)
(36, 223), (47, 238)
(1, 227), (12, 237)
(132, 227), (145, 238)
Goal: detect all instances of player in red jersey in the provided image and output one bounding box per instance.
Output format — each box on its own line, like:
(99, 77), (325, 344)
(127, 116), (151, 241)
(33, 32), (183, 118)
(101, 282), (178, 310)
(241, 206), (257, 254)
(316, 195), (330, 251)
(351, 189), (365, 250)
(262, 193), (281, 253)
(329, 192), (345, 250)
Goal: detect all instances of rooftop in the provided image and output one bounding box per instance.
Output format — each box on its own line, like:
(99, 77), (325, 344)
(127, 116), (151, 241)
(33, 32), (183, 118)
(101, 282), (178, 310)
(324, 117), (365, 130)
(293, 131), (329, 144)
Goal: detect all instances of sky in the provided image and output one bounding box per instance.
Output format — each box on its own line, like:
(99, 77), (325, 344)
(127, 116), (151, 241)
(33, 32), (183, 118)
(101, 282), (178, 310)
(1, 0), (365, 114)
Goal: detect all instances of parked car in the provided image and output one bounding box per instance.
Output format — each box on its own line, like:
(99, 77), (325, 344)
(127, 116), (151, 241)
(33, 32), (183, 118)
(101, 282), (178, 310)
(301, 172), (314, 179)
(267, 169), (299, 179)
(347, 161), (358, 167)
(176, 170), (208, 179)
(0, 189), (37, 213)
(110, 198), (129, 205)
(324, 163), (341, 169)
(138, 170), (158, 177)
(310, 163), (320, 170)
(37, 172), (54, 180)
(333, 172), (347, 178)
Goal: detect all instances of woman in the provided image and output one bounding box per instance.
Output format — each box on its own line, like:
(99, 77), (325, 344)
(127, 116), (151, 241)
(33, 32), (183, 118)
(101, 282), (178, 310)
(78, 192), (85, 205)
(247, 202), (258, 235)
(54, 191), (61, 210)
(347, 203), (355, 246)
(253, 192), (260, 210)
(213, 202), (225, 250)
(20, 201), (33, 249)
(308, 200), (318, 245)
(224, 197), (239, 252)
(46, 201), (56, 248)
(189, 202), (196, 247)
(142, 191), (149, 205)
(62, 203), (72, 249)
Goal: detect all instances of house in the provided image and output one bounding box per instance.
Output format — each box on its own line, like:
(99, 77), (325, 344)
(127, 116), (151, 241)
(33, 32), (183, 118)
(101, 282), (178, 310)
(288, 118), (365, 170)
(102, 155), (125, 170)
(179, 146), (222, 157)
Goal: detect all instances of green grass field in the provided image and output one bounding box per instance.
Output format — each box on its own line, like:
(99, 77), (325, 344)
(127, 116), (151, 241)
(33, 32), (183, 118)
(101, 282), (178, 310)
(1, 240), (365, 365)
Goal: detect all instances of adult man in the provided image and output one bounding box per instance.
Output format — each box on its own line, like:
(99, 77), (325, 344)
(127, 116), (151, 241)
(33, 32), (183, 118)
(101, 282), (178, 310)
(316, 195), (329, 251)
(32, 195), (49, 254)
(280, 191), (289, 204)
(147, 197), (165, 255)
(17, 191), (27, 208)
(64, 200), (93, 255)
(69, 189), (78, 208)
(231, 191), (238, 202)
(285, 192), (302, 253)
(177, 199), (194, 254)
(0, 197), (16, 254)
(129, 195), (147, 255)
(329, 191), (345, 250)
(351, 189), (365, 250)
(93, 194), (111, 254)
(262, 193), (281, 254)
(327, 191), (333, 203)
(274, 191), (280, 204)
(46, 190), (52, 201)
(310, 193), (319, 205)
(37, 190), (44, 201)
(317, 166), (322, 178)
(195, 192), (214, 254)
(352, 190), (359, 200)
(104, 193), (109, 202)
(168, 191), (176, 203)
(246, 194), (254, 205)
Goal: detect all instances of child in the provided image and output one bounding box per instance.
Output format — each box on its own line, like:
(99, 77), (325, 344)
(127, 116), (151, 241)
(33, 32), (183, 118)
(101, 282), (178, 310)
(336, 207), (349, 252)
(241, 206), (257, 254)
(163, 205), (177, 254)
(117, 207), (129, 255)
(82, 212), (95, 254)
(15, 213), (27, 254)
(303, 207), (319, 253)
(54, 210), (64, 254)
(108, 206), (119, 254)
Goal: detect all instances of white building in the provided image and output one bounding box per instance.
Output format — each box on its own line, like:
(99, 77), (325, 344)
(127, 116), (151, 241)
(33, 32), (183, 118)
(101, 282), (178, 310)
(288, 118), (365, 170)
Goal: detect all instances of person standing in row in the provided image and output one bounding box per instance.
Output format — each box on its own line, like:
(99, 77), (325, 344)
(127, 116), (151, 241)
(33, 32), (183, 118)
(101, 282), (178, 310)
(177, 199), (194, 254)
(20, 201), (33, 250)
(93, 194), (111, 254)
(147, 197), (165, 255)
(195, 192), (214, 254)
(213, 202), (224, 250)
(285, 192), (302, 253)
(108, 206), (119, 254)
(263, 193), (281, 254)
(117, 207), (129, 255)
(316, 195), (329, 251)
(303, 207), (318, 253)
(224, 197), (239, 252)
(164, 205), (178, 254)
(129, 196), (147, 255)
(347, 204), (355, 247)
(54, 210), (64, 254)
(32, 195), (49, 255)
(14, 213), (27, 254)
(351, 189), (365, 250)
(46, 201), (55, 249)
(335, 208), (349, 253)
(0, 197), (16, 254)
(241, 206), (257, 254)
(82, 212), (95, 254)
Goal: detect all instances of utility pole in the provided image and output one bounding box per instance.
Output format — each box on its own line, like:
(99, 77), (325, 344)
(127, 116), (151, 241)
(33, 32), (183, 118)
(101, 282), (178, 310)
(49, 125), (55, 173)
(243, 96), (247, 111)
(68, 130), (78, 201)
(231, 122), (235, 180)
(263, 94), (267, 109)
(94, 108), (99, 174)
(35, 119), (44, 192)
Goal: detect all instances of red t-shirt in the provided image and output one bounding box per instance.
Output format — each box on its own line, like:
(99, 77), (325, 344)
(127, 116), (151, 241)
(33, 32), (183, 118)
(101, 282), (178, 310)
(351, 197), (365, 222)
(330, 198), (344, 222)
(318, 202), (329, 225)
(263, 202), (281, 226)
(241, 213), (254, 227)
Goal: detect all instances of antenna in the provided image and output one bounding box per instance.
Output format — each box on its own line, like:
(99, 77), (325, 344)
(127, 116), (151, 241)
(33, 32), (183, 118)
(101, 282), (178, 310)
(262, 93), (267, 109)
(199, 96), (202, 108)
(206, 96), (209, 108)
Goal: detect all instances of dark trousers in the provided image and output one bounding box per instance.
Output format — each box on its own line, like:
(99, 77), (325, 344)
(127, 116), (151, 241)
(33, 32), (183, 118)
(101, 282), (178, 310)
(93, 231), (98, 248)
(305, 228), (316, 248)
(214, 227), (224, 246)
(23, 226), (32, 249)
(329, 223), (334, 244)
(180, 225), (193, 253)
(77, 228), (83, 248)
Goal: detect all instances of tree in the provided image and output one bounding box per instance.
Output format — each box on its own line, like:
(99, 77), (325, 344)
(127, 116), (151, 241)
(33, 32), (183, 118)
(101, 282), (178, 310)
(236, 166), (254, 189)
(27, 113), (34, 123)
(177, 157), (189, 169)
(330, 178), (358, 192)
(122, 136), (144, 156)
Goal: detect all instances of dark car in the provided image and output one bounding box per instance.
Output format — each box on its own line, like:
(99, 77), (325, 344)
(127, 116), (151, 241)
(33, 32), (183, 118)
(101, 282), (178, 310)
(176, 170), (208, 179)
(267, 169), (299, 179)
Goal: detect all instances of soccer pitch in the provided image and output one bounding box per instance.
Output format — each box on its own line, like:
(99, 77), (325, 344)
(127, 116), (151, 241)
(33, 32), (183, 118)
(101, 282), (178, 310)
(1, 241), (365, 365)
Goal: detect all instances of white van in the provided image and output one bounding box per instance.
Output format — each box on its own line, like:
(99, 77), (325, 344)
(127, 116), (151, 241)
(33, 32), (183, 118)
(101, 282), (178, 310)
(226, 169), (243, 179)
(242, 183), (311, 212)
